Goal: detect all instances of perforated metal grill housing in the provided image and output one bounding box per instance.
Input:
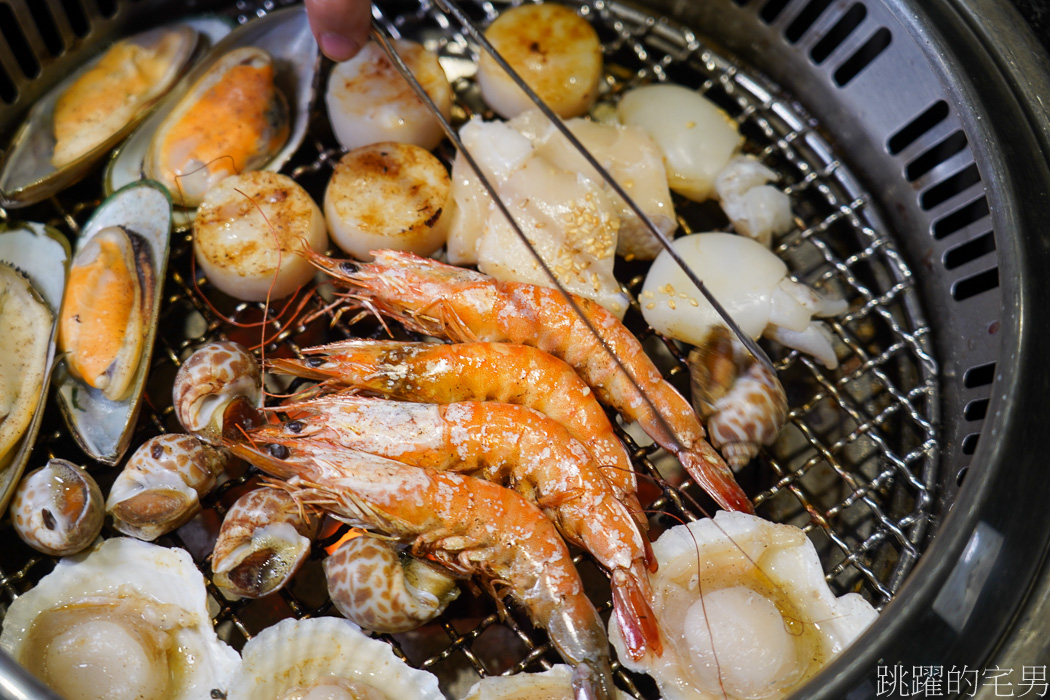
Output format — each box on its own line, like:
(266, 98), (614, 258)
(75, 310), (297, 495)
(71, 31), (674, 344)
(0, 0), (1049, 699)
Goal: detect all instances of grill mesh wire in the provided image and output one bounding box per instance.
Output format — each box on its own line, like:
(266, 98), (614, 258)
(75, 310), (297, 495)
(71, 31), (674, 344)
(0, 0), (939, 696)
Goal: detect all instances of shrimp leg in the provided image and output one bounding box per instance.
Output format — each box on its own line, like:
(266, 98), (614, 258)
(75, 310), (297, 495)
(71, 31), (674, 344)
(249, 394), (661, 660)
(309, 249), (752, 513)
(226, 440), (618, 700)
(268, 339), (645, 530)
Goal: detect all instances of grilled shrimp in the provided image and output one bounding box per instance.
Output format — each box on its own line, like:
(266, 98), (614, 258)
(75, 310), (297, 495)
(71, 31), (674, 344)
(248, 394), (661, 660)
(268, 339), (643, 529)
(225, 441), (618, 700)
(309, 249), (752, 514)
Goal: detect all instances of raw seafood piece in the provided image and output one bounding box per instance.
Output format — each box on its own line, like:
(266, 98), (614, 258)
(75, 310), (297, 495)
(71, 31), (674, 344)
(227, 616), (443, 700)
(10, 459), (104, 556)
(325, 142), (450, 260)
(0, 537), (240, 700)
(226, 442), (618, 700)
(249, 393), (660, 659)
(326, 39), (452, 151)
(714, 155), (795, 247)
(463, 665), (631, 699)
(309, 249), (751, 514)
(609, 511), (877, 700)
(107, 433), (229, 541)
(58, 226), (153, 402)
(478, 3), (602, 119)
(212, 486), (320, 599)
(173, 341), (263, 446)
(193, 171), (328, 301)
(641, 233), (847, 368)
(146, 46), (290, 207)
(325, 535), (460, 633)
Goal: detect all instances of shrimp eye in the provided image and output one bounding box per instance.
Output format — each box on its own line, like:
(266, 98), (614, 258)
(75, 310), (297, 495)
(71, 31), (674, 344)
(306, 357), (325, 368)
(339, 262), (357, 274)
(267, 443), (290, 459)
(285, 421), (304, 434)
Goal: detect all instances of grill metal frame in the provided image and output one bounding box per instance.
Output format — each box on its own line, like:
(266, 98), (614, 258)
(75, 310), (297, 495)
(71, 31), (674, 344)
(0, 0), (1048, 699)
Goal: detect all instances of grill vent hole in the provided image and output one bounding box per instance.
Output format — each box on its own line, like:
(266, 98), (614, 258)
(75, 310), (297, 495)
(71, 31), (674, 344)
(888, 100), (950, 154)
(27, 1), (64, 58)
(785, 0), (833, 43)
(0, 63), (15, 104)
(933, 196), (989, 240)
(59, 0), (90, 38)
(810, 2), (866, 64)
(962, 433), (980, 455)
(943, 231), (995, 270)
(833, 26), (890, 85)
(760, 0), (792, 23)
(952, 268), (999, 301)
(964, 362), (996, 388)
(920, 163), (981, 210)
(906, 131), (968, 182)
(0, 4), (40, 79)
(964, 398), (988, 422)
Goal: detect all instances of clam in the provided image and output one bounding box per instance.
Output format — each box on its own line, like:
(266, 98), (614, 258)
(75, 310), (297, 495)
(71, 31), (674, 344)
(106, 6), (320, 227)
(0, 26), (200, 208)
(0, 223), (70, 511)
(227, 616), (444, 700)
(10, 459), (104, 557)
(53, 181), (172, 465)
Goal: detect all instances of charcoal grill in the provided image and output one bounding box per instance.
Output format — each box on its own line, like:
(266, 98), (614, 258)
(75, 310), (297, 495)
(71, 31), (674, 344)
(0, 0), (1048, 698)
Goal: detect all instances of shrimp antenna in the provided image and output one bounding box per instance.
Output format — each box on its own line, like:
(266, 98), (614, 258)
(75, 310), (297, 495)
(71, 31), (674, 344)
(368, 21), (763, 495)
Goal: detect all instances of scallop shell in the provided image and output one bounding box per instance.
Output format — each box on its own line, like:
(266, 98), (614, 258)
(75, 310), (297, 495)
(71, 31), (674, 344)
(0, 222), (70, 511)
(609, 511), (878, 700)
(228, 616), (444, 700)
(106, 6), (319, 231)
(463, 665), (631, 700)
(53, 181), (172, 465)
(0, 537), (240, 700)
(0, 26), (200, 208)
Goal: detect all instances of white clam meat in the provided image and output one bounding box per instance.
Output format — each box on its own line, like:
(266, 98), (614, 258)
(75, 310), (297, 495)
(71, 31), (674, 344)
(0, 537), (240, 700)
(640, 233), (847, 368)
(227, 616), (444, 700)
(609, 512), (877, 700)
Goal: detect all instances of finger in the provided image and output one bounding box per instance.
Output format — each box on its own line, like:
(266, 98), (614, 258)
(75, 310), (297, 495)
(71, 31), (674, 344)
(304, 0), (371, 62)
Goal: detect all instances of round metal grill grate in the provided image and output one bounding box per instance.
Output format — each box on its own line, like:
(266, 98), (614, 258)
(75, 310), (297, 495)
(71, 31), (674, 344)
(0, 0), (939, 697)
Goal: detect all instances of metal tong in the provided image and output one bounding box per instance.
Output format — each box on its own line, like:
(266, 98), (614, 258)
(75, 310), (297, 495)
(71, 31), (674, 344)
(367, 0), (775, 451)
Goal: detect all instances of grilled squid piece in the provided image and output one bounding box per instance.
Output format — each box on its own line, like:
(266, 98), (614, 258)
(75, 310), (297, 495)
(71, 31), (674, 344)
(173, 341), (263, 446)
(618, 84), (794, 246)
(10, 459), (104, 556)
(106, 434), (229, 541)
(325, 535), (460, 633)
(212, 486), (320, 599)
(146, 46), (290, 208)
(641, 233), (847, 369)
(57, 226), (154, 402)
(477, 3), (602, 119)
(688, 327), (788, 469)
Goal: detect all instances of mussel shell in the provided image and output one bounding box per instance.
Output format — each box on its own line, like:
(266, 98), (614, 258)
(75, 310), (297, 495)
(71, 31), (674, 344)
(54, 181), (172, 465)
(0, 223), (70, 512)
(105, 6), (319, 231)
(0, 26), (200, 208)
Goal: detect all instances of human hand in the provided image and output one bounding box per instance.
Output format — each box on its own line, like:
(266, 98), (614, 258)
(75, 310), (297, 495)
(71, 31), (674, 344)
(304, 0), (371, 62)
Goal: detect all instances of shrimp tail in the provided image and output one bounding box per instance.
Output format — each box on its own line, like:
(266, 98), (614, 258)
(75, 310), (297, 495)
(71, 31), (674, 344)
(610, 566), (663, 661)
(679, 447), (755, 513)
